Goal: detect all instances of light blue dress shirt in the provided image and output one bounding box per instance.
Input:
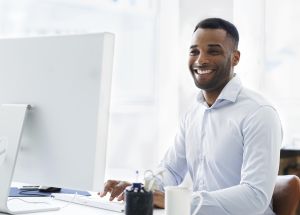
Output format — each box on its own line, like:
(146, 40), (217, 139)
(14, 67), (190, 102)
(159, 76), (282, 215)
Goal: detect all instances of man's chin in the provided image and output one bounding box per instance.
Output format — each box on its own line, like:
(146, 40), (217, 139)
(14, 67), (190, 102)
(194, 81), (209, 90)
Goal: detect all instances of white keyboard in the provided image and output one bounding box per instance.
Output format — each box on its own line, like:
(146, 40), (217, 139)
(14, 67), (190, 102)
(52, 193), (124, 213)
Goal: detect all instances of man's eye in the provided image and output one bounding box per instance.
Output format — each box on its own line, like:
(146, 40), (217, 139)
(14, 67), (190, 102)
(189, 49), (199, 56)
(208, 50), (221, 55)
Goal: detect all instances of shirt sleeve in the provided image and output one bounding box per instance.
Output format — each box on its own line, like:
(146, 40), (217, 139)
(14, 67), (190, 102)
(192, 106), (282, 215)
(157, 115), (188, 189)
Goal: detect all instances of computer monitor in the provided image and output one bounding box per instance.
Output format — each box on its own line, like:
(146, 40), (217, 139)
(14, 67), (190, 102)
(0, 33), (114, 214)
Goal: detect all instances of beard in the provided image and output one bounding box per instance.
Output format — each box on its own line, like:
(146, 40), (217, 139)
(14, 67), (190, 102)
(190, 57), (232, 92)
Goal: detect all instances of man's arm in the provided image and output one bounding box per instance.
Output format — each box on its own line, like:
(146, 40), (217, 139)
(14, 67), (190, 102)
(100, 116), (188, 207)
(157, 115), (189, 189)
(192, 106), (282, 215)
(148, 116), (189, 208)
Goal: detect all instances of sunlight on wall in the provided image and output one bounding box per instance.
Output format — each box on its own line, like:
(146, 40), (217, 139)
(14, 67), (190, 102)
(233, 0), (265, 91)
(264, 0), (300, 147)
(0, 0), (162, 172)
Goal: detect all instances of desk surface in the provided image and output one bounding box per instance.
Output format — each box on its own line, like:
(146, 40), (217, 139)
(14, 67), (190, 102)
(8, 179), (165, 215)
(6, 197), (165, 215)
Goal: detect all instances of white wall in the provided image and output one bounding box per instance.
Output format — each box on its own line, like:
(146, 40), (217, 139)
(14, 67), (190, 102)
(264, 0), (300, 147)
(0, 0), (162, 173)
(234, 0), (266, 91)
(155, 0), (180, 159)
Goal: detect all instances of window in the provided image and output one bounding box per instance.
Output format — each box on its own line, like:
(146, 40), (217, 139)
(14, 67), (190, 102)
(0, 0), (164, 174)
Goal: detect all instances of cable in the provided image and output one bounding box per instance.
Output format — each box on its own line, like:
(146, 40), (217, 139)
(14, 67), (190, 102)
(8, 192), (78, 209)
(54, 192), (78, 209)
(144, 169), (165, 192)
(7, 197), (51, 205)
(191, 192), (203, 215)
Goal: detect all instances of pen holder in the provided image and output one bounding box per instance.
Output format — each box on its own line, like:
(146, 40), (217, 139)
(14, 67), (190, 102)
(125, 183), (153, 215)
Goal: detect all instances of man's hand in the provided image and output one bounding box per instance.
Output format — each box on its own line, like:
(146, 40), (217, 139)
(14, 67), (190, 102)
(153, 190), (165, 209)
(99, 180), (165, 208)
(98, 180), (131, 201)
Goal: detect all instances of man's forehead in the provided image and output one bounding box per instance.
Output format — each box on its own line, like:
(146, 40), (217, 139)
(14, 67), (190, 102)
(190, 28), (229, 46)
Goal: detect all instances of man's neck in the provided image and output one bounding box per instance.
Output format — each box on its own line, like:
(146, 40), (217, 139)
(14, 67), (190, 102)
(202, 90), (221, 107)
(202, 75), (235, 107)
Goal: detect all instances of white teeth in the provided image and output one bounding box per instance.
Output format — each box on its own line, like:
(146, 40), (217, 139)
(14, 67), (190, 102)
(194, 69), (213, 74)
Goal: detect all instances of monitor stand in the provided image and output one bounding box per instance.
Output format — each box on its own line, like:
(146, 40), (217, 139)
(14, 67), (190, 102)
(0, 104), (60, 214)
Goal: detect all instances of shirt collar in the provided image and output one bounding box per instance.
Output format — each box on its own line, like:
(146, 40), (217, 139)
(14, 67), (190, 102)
(196, 75), (243, 106)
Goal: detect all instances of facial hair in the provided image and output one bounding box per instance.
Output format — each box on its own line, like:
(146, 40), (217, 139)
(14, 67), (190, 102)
(191, 56), (232, 92)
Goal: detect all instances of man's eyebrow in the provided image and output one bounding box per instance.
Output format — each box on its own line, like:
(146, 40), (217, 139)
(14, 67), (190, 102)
(190, 45), (198, 49)
(208, 44), (222, 48)
(189, 44), (224, 49)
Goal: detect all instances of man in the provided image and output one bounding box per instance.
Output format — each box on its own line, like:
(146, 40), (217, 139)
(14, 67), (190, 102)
(100, 18), (282, 215)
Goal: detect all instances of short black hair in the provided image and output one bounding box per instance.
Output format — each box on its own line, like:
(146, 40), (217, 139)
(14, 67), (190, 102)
(194, 18), (239, 48)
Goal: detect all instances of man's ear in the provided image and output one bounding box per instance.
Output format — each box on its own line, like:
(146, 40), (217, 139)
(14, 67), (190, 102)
(232, 50), (240, 66)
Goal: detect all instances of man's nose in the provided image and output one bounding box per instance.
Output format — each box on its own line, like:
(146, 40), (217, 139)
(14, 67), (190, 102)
(196, 53), (209, 65)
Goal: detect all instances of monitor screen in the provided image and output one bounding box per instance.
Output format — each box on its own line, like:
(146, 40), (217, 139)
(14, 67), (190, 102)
(0, 33), (114, 193)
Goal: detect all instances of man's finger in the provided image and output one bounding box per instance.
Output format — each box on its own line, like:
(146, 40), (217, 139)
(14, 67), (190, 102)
(117, 192), (125, 201)
(153, 191), (165, 209)
(109, 185), (124, 200)
(99, 180), (119, 197)
(99, 190), (108, 197)
(109, 181), (130, 201)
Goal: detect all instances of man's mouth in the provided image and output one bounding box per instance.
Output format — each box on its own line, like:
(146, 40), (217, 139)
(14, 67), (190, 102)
(193, 68), (214, 75)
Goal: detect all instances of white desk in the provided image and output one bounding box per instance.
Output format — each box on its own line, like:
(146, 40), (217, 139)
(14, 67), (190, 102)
(5, 197), (165, 215)
(6, 170), (165, 215)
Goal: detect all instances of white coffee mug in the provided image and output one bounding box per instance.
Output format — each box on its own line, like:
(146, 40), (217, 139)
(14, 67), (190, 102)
(165, 186), (192, 215)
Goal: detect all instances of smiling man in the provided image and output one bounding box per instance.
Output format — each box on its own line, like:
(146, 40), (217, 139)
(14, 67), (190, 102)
(100, 18), (282, 215)
(189, 23), (240, 106)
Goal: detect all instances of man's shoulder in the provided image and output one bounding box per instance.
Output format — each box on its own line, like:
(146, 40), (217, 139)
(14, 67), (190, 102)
(238, 87), (274, 109)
